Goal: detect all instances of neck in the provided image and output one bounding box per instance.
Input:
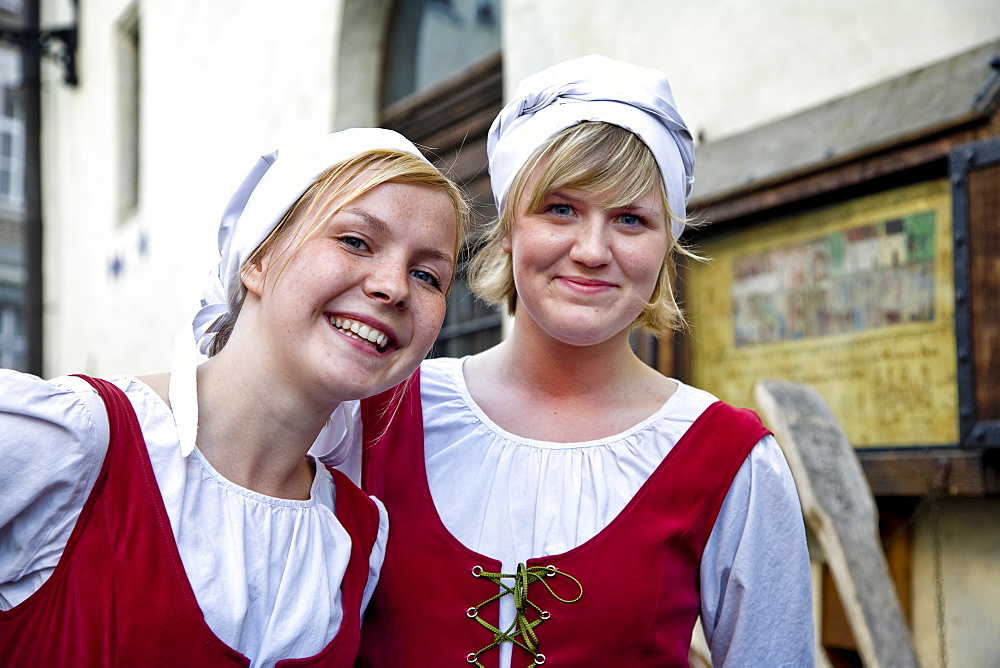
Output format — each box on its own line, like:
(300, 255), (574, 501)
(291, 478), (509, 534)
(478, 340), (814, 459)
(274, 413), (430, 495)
(193, 346), (332, 500)
(484, 315), (646, 401)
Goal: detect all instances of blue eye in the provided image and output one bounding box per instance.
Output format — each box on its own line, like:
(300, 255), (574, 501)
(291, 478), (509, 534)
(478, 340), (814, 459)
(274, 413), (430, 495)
(411, 269), (441, 289)
(619, 214), (642, 227)
(549, 204), (573, 216)
(341, 236), (368, 251)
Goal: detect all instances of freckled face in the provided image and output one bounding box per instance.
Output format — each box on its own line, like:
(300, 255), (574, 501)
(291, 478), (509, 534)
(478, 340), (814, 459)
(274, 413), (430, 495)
(243, 178), (458, 401)
(503, 174), (669, 348)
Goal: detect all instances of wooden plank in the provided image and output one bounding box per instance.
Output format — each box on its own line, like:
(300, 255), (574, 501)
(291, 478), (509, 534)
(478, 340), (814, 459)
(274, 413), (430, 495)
(382, 51), (502, 142)
(754, 379), (918, 668)
(967, 162), (1000, 421)
(688, 624), (711, 668)
(857, 449), (988, 497)
(820, 565), (856, 650)
(820, 505), (913, 657)
(691, 135), (967, 224)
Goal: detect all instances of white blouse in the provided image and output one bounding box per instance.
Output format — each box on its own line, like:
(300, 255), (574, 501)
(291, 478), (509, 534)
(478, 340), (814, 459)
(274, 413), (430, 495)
(0, 369), (388, 667)
(320, 356), (814, 667)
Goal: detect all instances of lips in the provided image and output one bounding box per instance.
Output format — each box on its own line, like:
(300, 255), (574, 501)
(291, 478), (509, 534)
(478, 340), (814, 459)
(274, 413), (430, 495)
(558, 276), (617, 291)
(329, 316), (392, 352)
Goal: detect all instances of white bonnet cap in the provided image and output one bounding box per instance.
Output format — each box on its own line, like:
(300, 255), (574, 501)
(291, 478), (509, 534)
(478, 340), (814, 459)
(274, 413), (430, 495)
(487, 54), (695, 240)
(191, 128), (430, 355)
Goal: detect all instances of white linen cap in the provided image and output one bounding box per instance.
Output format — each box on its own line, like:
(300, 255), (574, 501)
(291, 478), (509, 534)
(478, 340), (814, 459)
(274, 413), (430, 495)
(487, 54), (695, 240)
(191, 128), (430, 355)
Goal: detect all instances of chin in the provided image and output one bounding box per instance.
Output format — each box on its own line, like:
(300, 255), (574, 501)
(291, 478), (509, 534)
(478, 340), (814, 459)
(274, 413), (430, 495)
(545, 329), (617, 348)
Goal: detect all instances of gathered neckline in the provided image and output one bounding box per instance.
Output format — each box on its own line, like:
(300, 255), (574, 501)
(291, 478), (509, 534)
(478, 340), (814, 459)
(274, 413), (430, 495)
(448, 356), (686, 449)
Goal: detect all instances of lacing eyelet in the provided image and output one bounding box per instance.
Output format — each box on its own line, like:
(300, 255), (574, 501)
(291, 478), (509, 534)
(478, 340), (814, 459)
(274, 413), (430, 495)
(471, 565), (483, 577)
(535, 653), (547, 664)
(466, 607), (478, 618)
(466, 652), (478, 663)
(544, 565), (558, 577)
(539, 610), (551, 620)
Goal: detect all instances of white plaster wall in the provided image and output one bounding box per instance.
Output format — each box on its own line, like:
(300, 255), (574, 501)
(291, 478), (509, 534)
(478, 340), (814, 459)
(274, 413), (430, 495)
(910, 498), (1000, 667)
(40, 0), (345, 376)
(503, 0), (1000, 142)
(39, 0), (1000, 376)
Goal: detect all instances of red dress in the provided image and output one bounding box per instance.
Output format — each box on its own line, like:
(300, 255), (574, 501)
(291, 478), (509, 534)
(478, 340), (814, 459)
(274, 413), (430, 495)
(0, 375), (379, 667)
(356, 371), (769, 667)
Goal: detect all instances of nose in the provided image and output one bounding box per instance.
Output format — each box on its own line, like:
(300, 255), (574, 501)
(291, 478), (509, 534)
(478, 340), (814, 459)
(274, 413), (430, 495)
(365, 259), (410, 309)
(568, 216), (612, 267)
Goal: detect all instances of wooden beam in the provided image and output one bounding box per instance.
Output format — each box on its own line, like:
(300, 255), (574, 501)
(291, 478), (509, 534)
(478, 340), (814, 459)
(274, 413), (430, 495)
(691, 134), (970, 224)
(754, 379), (919, 668)
(857, 448), (999, 497)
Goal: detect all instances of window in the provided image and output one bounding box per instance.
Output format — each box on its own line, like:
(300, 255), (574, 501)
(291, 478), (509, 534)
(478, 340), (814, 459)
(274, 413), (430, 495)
(0, 44), (25, 370)
(0, 301), (25, 370)
(0, 0), (23, 16)
(118, 5), (140, 219)
(381, 0), (504, 357)
(0, 59), (24, 208)
(383, 0), (501, 106)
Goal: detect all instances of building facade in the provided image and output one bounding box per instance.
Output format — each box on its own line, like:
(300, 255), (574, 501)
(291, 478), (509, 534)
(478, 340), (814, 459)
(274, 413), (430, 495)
(34, 0), (1000, 665)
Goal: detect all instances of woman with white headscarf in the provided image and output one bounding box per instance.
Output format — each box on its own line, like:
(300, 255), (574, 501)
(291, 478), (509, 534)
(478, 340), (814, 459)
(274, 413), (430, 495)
(0, 128), (468, 666)
(327, 57), (813, 666)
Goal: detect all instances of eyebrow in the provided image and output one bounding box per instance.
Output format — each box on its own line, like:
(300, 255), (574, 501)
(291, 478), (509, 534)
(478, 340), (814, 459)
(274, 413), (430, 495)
(343, 206), (456, 267)
(546, 190), (586, 205)
(547, 189), (654, 213)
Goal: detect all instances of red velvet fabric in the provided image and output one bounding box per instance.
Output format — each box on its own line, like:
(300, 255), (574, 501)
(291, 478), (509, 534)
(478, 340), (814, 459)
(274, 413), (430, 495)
(0, 375), (378, 667)
(356, 371), (768, 667)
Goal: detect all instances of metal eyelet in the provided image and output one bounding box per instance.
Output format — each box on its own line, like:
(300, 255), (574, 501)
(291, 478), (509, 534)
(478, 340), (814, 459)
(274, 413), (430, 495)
(471, 565), (483, 577)
(539, 610), (551, 620)
(535, 653), (547, 664)
(544, 565), (557, 577)
(466, 652), (478, 663)
(466, 607), (478, 618)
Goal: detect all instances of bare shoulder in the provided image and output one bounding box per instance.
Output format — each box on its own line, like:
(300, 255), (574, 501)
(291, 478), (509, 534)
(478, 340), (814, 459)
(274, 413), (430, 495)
(136, 372), (171, 407)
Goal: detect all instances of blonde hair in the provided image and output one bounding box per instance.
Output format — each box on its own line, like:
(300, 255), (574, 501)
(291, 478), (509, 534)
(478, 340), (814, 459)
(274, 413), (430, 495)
(209, 150), (470, 356)
(468, 121), (696, 337)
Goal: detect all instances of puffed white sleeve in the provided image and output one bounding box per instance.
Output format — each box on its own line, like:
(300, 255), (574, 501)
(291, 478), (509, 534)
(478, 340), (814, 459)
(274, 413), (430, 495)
(310, 400), (363, 485)
(699, 435), (815, 667)
(0, 371), (109, 609)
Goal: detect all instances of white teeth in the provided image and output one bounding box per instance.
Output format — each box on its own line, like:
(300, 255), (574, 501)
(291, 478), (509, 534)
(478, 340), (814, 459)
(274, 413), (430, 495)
(330, 316), (390, 350)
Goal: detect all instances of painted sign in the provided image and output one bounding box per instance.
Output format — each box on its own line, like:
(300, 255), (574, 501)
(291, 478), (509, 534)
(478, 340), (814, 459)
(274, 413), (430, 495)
(687, 180), (958, 447)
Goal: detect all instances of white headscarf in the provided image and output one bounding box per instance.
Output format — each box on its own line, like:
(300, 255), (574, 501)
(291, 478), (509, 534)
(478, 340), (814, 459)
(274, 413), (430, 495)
(191, 128), (430, 355)
(487, 54), (695, 240)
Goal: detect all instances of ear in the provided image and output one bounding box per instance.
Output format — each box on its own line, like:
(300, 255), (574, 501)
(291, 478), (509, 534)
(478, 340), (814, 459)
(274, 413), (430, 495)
(501, 232), (512, 254)
(241, 258), (268, 298)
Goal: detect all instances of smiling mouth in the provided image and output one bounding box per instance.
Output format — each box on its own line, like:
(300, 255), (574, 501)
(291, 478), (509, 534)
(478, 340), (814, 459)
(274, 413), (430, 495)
(560, 276), (617, 289)
(329, 316), (391, 352)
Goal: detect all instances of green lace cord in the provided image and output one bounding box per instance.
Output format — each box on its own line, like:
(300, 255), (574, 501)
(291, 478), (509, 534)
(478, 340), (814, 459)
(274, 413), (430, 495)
(465, 563), (583, 667)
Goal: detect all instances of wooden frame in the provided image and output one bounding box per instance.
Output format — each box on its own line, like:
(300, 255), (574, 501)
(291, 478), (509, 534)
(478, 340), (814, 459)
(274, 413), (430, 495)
(949, 136), (1000, 448)
(674, 44), (1000, 497)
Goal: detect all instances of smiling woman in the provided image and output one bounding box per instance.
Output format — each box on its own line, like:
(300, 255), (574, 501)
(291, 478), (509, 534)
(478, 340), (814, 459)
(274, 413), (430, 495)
(0, 129), (468, 667)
